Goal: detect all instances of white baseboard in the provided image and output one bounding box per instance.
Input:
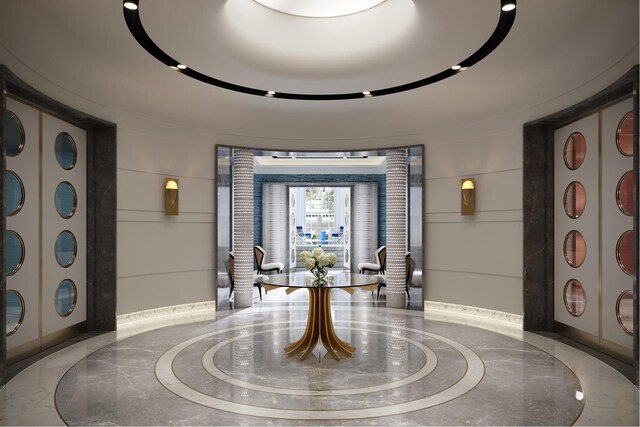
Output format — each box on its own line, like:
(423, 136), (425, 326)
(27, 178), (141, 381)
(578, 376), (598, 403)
(424, 300), (523, 328)
(117, 301), (217, 326)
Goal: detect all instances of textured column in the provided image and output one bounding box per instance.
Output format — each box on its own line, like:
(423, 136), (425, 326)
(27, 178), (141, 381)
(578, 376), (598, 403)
(233, 149), (254, 307)
(386, 149), (407, 308)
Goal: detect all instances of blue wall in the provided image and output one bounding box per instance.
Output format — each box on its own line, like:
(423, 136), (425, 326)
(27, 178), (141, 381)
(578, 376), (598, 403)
(254, 174), (386, 248)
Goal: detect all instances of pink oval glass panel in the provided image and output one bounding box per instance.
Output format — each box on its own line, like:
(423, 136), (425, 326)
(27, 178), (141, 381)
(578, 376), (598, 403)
(616, 111), (634, 156)
(616, 231), (634, 275)
(563, 279), (586, 317)
(563, 181), (586, 218)
(563, 133), (586, 170)
(616, 291), (633, 335)
(616, 171), (634, 216)
(564, 230), (586, 268)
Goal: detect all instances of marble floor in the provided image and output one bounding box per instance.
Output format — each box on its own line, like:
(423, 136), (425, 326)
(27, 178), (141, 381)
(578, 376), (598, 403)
(1, 288), (638, 426)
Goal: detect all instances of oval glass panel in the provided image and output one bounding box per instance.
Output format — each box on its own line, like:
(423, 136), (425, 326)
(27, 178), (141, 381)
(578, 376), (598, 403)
(345, 194), (349, 207)
(55, 181), (77, 219)
(5, 171), (25, 216)
(563, 279), (586, 317)
(344, 230), (349, 244)
(4, 110), (25, 157)
(291, 194), (295, 207)
(616, 111), (634, 157)
(563, 132), (586, 170)
(55, 230), (77, 268)
(345, 211), (350, 226)
(616, 290), (633, 335)
(5, 231), (25, 275)
(563, 230), (586, 268)
(290, 230), (295, 244)
(563, 181), (586, 219)
(5, 290), (25, 335)
(290, 214), (295, 226)
(616, 231), (634, 275)
(54, 132), (77, 170)
(344, 249), (350, 263)
(54, 279), (77, 317)
(290, 248), (295, 263)
(616, 171), (634, 216)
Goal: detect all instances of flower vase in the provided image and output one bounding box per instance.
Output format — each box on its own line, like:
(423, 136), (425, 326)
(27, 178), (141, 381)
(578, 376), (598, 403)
(311, 266), (328, 280)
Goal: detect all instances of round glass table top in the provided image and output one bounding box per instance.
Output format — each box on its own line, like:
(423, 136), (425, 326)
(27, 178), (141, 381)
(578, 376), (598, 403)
(255, 271), (383, 288)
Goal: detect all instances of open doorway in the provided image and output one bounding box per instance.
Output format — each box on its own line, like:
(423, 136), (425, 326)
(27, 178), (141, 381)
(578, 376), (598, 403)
(288, 186), (351, 271)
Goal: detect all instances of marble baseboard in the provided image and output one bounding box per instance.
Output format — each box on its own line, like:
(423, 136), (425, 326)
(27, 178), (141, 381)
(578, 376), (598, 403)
(117, 301), (217, 326)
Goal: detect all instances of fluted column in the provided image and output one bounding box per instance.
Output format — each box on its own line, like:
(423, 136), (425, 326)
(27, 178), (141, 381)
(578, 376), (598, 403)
(233, 149), (254, 307)
(386, 149), (407, 308)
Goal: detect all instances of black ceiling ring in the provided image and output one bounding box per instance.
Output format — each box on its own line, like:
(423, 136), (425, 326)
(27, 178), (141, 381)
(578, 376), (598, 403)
(123, 0), (516, 100)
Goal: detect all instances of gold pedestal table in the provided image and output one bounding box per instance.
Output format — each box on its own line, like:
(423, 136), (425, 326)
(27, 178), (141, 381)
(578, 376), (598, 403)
(256, 272), (384, 361)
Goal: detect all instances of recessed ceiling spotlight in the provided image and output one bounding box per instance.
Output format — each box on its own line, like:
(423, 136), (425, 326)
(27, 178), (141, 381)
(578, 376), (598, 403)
(176, 64), (187, 70)
(460, 67), (468, 71)
(266, 91), (276, 97)
(362, 91), (372, 97)
(502, 3), (516, 11)
(169, 65), (179, 70)
(123, 1), (138, 10)
(451, 65), (462, 71)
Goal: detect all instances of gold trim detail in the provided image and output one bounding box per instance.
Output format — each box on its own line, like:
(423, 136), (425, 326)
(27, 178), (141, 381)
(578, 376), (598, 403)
(5, 170), (25, 216)
(4, 109), (26, 157)
(5, 289), (25, 335)
(54, 131), (78, 170)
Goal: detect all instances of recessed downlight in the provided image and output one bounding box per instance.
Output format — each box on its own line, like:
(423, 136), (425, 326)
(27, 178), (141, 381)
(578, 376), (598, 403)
(502, 3), (516, 11)
(124, 1), (138, 10)
(266, 91), (276, 97)
(363, 91), (372, 97)
(169, 65), (179, 70)
(451, 65), (462, 71)
(176, 64), (187, 70)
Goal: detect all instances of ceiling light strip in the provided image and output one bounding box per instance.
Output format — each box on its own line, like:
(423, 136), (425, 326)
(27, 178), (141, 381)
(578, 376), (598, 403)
(123, 0), (516, 101)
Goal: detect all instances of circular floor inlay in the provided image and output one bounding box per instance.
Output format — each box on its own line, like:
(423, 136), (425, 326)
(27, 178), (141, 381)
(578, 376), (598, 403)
(200, 325), (436, 395)
(155, 320), (484, 419)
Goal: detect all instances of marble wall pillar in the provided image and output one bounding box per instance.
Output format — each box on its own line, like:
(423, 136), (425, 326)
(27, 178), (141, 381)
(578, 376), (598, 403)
(233, 149), (255, 307)
(386, 149), (407, 308)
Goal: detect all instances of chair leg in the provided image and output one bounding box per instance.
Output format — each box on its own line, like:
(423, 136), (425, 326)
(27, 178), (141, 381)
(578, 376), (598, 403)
(257, 285), (262, 301)
(406, 286), (410, 300)
(377, 285), (382, 301)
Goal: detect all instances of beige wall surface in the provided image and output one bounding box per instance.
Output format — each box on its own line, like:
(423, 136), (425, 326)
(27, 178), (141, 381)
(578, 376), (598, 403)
(116, 127), (216, 314)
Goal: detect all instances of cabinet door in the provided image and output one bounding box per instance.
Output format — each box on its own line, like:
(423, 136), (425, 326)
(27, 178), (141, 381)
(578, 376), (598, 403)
(601, 98), (634, 360)
(554, 113), (599, 337)
(5, 98), (40, 357)
(41, 113), (87, 337)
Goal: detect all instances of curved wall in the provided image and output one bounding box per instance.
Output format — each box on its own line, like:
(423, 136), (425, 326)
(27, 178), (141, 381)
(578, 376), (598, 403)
(1, 40), (636, 316)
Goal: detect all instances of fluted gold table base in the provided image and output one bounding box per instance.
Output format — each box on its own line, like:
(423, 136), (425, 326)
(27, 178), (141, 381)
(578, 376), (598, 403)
(285, 288), (355, 361)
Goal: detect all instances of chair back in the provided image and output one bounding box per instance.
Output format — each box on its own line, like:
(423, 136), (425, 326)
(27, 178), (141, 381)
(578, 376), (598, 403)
(254, 246), (265, 268)
(376, 246), (387, 268)
(405, 255), (415, 286)
(225, 257), (235, 286)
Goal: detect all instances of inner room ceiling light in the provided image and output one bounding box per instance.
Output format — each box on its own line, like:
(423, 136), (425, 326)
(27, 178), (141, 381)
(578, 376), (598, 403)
(251, 0), (388, 18)
(123, 0), (517, 100)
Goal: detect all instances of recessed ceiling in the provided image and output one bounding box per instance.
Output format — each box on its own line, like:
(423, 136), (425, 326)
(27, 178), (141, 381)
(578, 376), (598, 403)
(0, 0), (637, 145)
(252, 0), (388, 18)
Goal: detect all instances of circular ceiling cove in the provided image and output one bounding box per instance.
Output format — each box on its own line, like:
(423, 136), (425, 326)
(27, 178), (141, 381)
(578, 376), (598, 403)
(123, 0), (517, 100)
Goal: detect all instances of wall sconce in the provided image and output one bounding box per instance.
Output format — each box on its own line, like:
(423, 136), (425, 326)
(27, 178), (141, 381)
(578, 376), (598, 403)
(165, 178), (179, 215)
(461, 178), (475, 215)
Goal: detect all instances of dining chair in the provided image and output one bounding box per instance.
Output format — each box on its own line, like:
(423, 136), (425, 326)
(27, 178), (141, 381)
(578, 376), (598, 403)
(254, 245), (284, 274)
(225, 256), (264, 300)
(358, 246), (386, 274)
(376, 254), (415, 301)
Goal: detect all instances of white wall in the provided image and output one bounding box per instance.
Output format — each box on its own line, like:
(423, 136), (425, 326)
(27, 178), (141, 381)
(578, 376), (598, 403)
(423, 127), (523, 314)
(116, 127), (216, 314)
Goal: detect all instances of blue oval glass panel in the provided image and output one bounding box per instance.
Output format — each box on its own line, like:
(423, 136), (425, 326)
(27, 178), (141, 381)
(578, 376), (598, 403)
(55, 182), (77, 219)
(4, 111), (24, 156)
(55, 230), (77, 267)
(5, 290), (24, 335)
(5, 171), (25, 216)
(55, 279), (77, 316)
(5, 231), (25, 275)
(54, 132), (77, 170)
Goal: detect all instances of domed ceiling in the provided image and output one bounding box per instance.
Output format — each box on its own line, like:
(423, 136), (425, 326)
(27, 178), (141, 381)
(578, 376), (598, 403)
(0, 0), (637, 145)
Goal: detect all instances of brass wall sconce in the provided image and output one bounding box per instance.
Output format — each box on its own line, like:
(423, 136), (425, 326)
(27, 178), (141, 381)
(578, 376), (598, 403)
(461, 178), (475, 215)
(165, 178), (179, 216)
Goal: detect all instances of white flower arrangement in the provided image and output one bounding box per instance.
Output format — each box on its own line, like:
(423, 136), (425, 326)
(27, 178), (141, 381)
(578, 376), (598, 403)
(300, 247), (337, 274)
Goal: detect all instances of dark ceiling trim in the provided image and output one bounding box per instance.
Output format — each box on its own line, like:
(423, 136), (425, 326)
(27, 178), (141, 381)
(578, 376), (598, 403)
(123, 0), (516, 101)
